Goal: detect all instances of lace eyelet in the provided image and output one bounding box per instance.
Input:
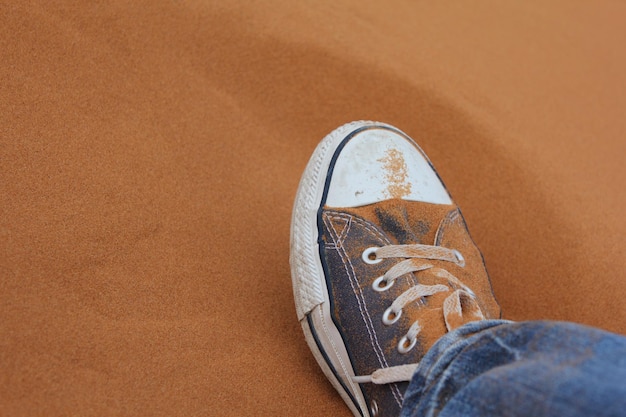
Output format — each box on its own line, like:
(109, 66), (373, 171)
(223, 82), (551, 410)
(398, 335), (417, 353)
(453, 249), (465, 267)
(382, 307), (401, 325)
(372, 276), (393, 292)
(362, 247), (382, 264)
(370, 400), (379, 417)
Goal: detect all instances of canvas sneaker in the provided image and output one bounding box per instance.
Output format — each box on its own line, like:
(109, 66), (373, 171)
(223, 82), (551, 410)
(290, 121), (501, 417)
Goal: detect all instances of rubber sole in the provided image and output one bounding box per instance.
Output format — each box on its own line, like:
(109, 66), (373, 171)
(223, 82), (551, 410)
(289, 121), (400, 417)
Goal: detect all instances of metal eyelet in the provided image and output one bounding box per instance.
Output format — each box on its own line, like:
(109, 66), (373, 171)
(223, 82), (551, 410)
(382, 307), (401, 325)
(452, 249), (465, 267)
(362, 247), (382, 264)
(372, 276), (393, 292)
(370, 399), (379, 416)
(398, 335), (417, 353)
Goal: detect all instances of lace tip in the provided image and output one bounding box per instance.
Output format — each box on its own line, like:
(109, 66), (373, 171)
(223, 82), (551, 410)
(351, 375), (373, 384)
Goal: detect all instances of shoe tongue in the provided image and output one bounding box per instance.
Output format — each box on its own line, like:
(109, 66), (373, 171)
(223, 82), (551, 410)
(334, 199), (455, 246)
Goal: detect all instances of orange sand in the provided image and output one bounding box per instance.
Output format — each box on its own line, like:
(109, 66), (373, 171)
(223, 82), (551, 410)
(1, 1), (625, 415)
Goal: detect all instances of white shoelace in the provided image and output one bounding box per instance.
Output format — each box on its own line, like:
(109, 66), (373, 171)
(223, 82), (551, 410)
(352, 244), (484, 385)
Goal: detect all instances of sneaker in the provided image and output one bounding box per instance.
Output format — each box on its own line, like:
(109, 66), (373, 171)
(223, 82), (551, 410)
(290, 121), (501, 417)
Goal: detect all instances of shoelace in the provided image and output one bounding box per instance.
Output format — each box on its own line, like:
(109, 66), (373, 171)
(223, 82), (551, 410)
(352, 244), (485, 385)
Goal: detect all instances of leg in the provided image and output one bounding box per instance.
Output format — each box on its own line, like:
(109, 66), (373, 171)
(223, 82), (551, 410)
(402, 320), (626, 417)
(290, 121), (625, 417)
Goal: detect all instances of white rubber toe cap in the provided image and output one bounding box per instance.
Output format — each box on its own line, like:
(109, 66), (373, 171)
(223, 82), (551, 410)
(325, 126), (452, 207)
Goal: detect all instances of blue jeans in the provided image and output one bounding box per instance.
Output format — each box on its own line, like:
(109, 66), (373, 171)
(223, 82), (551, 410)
(401, 320), (626, 417)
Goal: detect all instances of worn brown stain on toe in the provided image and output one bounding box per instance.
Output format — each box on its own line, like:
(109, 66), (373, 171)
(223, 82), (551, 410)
(379, 148), (412, 200)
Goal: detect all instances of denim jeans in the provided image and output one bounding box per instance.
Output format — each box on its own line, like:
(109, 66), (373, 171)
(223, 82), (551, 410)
(400, 320), (626, 417)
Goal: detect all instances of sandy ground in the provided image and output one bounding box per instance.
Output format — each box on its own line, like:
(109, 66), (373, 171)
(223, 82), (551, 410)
(1, 1), (625, 416)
